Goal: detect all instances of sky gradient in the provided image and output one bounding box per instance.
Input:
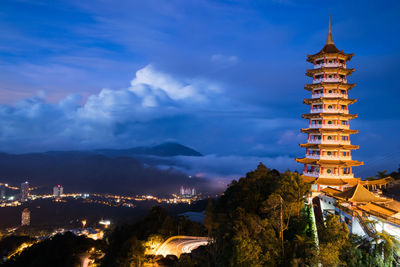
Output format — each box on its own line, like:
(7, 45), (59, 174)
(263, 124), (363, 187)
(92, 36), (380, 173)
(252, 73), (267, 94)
(1, 0), (400, 179)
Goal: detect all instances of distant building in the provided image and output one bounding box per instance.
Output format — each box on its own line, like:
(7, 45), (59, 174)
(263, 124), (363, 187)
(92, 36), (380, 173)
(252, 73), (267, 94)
(53, 185), (64, 197)
(0, 184), (5, 200)
(184, 188), (191, 195)
(180, 186), (197, 197)
(21, 208), (30, 226)
(20, 181), (29, 201)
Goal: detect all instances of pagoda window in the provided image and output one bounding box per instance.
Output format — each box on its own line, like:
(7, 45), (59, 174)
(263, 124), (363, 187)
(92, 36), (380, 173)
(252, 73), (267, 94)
(341, 90), (346, 94)
(328, 90), (333, 93)
(327, 120), (333, 124)
(328, 60), (333, 63)
(328, 105), (333, 109)
(341, 105), (347, 110)
(327, 169), (332, 174)
(327, 136), (332, 140)
(327, 151), (332, 156)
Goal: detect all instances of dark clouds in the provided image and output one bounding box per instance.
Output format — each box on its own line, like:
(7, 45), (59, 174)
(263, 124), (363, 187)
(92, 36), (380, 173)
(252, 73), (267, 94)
(0, 0), (400, 178)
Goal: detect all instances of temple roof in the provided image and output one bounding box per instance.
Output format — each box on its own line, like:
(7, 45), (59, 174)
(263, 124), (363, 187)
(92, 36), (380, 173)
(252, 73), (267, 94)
(299, 143), (359, 150)
(296, 157), (364, 166)
(359, 202), (397, 216)
(334, 183), (391, 203)
(302, 176), (361, 186)
(304, 82), (356, 91)
(307, 16), (353, 62)
(301, 128), (358, 134)
(306, 67), (355, 77)
(303, 98), (357, 105)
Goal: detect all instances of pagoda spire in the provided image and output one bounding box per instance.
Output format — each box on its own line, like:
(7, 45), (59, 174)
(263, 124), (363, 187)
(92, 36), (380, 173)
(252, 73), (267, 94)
(326, 15), (334, 45)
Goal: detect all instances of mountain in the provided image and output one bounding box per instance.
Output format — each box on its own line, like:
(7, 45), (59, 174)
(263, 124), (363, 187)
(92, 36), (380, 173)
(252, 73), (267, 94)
(0, 143), (208, 196)
(94, 142), (203, 158)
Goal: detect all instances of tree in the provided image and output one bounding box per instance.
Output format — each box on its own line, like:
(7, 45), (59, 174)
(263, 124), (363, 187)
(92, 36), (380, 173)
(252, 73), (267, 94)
(377, 170), (388, 179)
(318, 214), (350, 267)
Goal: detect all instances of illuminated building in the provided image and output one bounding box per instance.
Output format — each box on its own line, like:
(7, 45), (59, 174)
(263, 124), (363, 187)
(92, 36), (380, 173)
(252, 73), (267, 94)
(20, 181), (29, 201)
(53, 185), (64, 197)
(296, 16), (364, 191)
(296, 17), (392, 192)
(0, 184), (5, 200)
(191, 188), (196, 196)
(180, 186), (185, 195)
(21, 208), (30, 226)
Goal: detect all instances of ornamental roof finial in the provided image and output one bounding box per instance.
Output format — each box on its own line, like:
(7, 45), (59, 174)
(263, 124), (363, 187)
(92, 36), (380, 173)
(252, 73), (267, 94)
(326, 14), (334, 45)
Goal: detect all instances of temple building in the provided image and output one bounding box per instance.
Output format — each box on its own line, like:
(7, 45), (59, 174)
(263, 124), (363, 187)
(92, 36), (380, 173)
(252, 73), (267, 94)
(299, 16), (400, 242)
(296, 16), (365, 191)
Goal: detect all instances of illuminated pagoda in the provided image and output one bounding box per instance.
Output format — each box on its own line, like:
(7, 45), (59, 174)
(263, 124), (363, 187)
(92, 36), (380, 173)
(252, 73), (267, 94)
(296, 16), (363, 191)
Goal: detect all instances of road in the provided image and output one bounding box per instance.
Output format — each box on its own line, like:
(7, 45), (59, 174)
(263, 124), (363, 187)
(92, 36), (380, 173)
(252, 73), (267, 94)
(154, 236), (211, 257)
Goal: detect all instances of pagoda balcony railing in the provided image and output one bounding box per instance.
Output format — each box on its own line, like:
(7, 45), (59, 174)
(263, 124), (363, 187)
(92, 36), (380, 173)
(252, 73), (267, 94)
(308, 139), (351, 145)
(310, 108), (349, 114)
(321, 173), (354, 178)
(313, 78), (347, 84)
(313, 63), (346, 69)
(303, 171), (319, 177)
(309, 124), (349, 129)
(306, 154), (352, 160)
(312, 93), (348, 99)
(302, 171), (354, 179)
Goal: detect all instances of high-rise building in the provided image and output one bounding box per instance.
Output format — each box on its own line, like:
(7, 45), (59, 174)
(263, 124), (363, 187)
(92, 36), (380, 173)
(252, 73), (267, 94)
(0, 184), (5, 200)
(296, 16), (363, 192)
(21, 208), (30, 226)
(20, 181), (29, 201)
(191, 188), (196, 196)
(180, 186), (185, 195)
(53, 185), (64, 197)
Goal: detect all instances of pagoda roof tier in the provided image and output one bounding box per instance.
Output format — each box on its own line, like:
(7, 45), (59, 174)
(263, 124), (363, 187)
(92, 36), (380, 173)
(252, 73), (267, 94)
(333, 183), (391, 203)
(307, 16), (354, 63)
(304, 82), (356, 91)
(296, 157), (364, 166)
(303, 98), (357, 105)
(306, 67), (355, 77)
(302, 113), (358, 119)
(307, 51), (354, 63)
(301, 128), (358, 134)
(303, 176), (360, 186)
(299, 143), (359, 150)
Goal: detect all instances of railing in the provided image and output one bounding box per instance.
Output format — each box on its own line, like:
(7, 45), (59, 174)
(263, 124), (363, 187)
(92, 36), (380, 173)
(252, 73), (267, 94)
(307, 139), (351, 145)
(309, 124), (350, 129)
(312, 93), (348, 99)
(310, 108), (349, 114)
(322, 173), (354, 178)
(354, 211), (376, 238)
(313, 63), (346, 69)
(303, 171), (319, 177)
(313, 78), (347, 84)
(305, 154), (352, 161)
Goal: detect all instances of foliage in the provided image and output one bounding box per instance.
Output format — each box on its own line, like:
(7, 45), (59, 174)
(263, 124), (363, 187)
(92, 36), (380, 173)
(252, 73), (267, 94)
(1, 232), (104, 267)
(100, 206), (206, 266)
(204, 163), (312, 266)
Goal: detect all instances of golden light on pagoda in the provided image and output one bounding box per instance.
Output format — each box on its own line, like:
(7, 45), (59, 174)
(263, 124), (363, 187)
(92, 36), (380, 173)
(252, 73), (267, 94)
(296, 15), (363, 192)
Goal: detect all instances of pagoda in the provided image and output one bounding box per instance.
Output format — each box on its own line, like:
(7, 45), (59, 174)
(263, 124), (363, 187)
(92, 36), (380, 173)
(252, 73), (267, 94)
(296, 16), (363, 191)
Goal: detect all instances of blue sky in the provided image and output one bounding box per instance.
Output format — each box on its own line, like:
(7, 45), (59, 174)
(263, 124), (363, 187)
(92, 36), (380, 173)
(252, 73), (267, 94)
(0, 0), (400, 178)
